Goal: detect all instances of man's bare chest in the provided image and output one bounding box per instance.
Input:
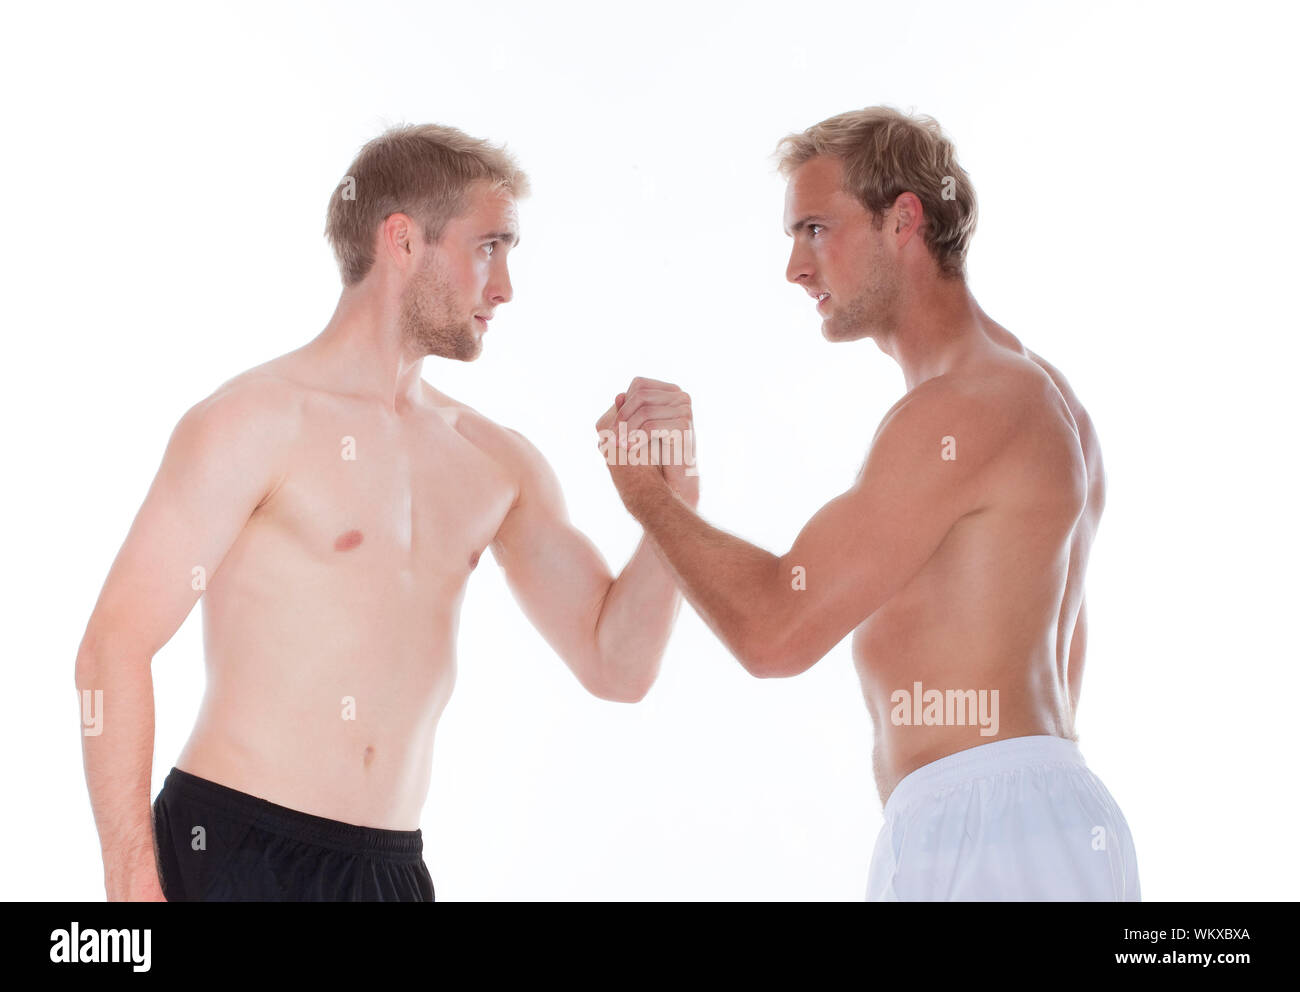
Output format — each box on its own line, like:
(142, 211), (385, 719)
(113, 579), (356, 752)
(248, 411), (516, 574)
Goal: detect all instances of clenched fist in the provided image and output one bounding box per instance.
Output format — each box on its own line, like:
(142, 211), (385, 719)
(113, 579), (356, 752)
(595, 377), (700, 510)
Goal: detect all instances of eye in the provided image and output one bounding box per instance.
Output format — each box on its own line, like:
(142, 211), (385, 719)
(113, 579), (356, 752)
(483, 241), (498, 256)
(808, 224), (824, 238)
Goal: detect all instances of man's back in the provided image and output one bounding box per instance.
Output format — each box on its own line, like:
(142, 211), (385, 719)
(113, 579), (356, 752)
(852, 322), (1105, 805)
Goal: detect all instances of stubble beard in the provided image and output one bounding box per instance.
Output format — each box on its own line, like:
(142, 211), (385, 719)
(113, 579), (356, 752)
(823, 237), (901, 344)
(399, 259), (481, 362)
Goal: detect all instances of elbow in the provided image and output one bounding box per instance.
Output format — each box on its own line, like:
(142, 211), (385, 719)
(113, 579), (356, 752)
(591, 678), (653, 704)
(745, 653), (803, 680)
(735, 576), (810, 678)
(736, 639), (773, 678)
(604, 682), (652, 704)
(74, 635), (104, 689)
(74, 626), (150, 688)
(587, 656), (657, 704)
(739, 628), (811, 680)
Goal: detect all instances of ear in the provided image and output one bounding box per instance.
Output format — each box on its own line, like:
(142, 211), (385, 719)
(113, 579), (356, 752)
(891, 192), (924, 244)
(380, 212), (419, 270)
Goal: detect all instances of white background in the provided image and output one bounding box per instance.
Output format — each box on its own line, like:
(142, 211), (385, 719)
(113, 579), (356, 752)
(2, 0), (1296, 900)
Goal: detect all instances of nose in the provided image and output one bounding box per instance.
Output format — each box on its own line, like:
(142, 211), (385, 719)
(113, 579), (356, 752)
(786, 242), (812, 286)
(490, 263), (513, 305)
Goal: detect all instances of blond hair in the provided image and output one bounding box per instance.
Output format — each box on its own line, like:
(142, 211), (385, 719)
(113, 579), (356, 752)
(774, 107), (977, 278)
(325, 123), (530, 286)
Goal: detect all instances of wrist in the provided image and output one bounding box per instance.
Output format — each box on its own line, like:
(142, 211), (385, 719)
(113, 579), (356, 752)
(104, 838), (157, 876)
(105, 860), (163, 900)
(625, 470), (671, 521)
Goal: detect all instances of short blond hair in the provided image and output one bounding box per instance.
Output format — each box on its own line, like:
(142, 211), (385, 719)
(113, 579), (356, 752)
(774, 107), (977, 278)
(325, 123), (530, 286)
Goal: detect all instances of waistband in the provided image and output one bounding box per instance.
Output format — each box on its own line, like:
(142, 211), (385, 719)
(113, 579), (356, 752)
(883, 735), (1088, 820)
(162, 767), (424, 858)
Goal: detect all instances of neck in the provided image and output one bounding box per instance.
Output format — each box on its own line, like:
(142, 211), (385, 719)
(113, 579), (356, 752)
(872, 274), (989, 391)
(308, 278), (426, 413)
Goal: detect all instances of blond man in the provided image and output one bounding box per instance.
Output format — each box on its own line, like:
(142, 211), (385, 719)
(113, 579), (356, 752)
(76, 124), (696, 901)
(601, 107), (1139, 900)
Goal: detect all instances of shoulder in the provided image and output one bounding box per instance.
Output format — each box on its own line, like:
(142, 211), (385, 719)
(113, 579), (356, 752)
(419, 382), (528, 457)
(952, 355), (1090, 513)
(172, 366), (306, 454)
(419, 383), (555, 495)
(1025, 348), (1105, 508)
(145, 367), (305, 508)
(868, 359), (1086, 507)
(871, 363), (1036, 468)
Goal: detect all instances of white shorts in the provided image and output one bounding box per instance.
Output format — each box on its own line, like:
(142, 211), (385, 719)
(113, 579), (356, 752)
(866, 735), (1140, 901)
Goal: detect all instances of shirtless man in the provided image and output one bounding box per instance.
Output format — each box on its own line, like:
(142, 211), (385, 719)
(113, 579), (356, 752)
(75, 124), (696, 901)
(599, 107), (1139, 900)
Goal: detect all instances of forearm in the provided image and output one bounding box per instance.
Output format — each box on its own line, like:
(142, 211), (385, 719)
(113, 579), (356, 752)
(626, 479), (782, 672)
(75, 638), (164, 900)
(592, 529), (688, 700)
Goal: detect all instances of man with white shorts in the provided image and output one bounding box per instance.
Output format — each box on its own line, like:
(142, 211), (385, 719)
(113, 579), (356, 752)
(598, 106), (1140, 900)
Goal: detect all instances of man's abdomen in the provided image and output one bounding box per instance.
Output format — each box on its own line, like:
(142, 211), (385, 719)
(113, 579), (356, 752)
(178, 588), (457, 830)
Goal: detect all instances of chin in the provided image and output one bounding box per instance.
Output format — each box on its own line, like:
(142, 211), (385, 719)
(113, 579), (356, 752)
(821, 319), (852, 343)
(823, 315), (874, 343)
(420, 334), (481, 362)
(448, 339), (482, 362)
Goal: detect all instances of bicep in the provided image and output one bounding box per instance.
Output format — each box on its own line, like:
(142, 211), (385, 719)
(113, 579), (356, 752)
(774, 466), (962, 661)
(489, 437), (614, 664)
(767, 393), (995, 672)
(84, 395), (285, 658)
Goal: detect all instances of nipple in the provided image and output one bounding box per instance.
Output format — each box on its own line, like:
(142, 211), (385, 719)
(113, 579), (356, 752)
(335, 530), (364, 552)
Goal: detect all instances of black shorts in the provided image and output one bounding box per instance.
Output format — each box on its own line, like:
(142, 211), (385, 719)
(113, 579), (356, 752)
(151, 767), (435, 901)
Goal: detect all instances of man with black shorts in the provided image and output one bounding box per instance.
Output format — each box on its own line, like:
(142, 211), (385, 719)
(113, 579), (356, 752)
(75, 124), (697, 901)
